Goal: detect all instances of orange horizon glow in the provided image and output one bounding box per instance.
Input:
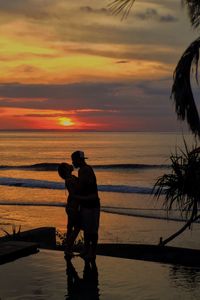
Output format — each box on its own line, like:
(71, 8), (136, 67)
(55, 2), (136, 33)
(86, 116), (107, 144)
(0, 107), (104, 130)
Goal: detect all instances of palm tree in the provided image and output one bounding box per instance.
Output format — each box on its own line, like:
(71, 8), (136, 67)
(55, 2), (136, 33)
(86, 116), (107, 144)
(109, 0), (200, 245)
(153, 142), (200, 245)
(108, 0), (200, 137)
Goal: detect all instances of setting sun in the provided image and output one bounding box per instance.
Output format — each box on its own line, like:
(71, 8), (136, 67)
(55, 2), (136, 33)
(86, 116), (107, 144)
(58, 117), (75, 127)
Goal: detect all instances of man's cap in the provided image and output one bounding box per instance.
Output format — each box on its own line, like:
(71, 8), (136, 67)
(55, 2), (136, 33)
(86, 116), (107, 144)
(71, 150), (88, 160)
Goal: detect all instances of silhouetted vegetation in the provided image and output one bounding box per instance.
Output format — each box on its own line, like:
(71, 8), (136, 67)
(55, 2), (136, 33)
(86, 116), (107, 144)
(153, 141), (200, 245)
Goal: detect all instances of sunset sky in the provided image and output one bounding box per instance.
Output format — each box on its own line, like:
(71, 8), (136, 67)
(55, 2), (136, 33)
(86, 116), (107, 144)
(0, 0), (199, 131)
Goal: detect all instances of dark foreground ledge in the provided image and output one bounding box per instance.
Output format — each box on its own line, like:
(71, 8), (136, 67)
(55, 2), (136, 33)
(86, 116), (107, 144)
(0, 227), (57, 249)
(0, 227), (55, 265)
(2, 227), (200, 267)
(94, 243), (200, 267)
(0, 241), (38, 265)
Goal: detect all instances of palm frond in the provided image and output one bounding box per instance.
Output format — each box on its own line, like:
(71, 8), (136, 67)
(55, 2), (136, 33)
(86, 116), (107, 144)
(171, 37), (200, 137)
(108, 0), (135, 19)
(153, 142), (200, 221)
(182, 0), (200, 28)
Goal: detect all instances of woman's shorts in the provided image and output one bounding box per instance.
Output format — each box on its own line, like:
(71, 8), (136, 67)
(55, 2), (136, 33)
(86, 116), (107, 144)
(66, 208), (81, 230)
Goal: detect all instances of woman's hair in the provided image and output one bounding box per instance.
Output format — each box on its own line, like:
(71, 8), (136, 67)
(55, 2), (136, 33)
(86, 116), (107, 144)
(57, 162), (73, 180)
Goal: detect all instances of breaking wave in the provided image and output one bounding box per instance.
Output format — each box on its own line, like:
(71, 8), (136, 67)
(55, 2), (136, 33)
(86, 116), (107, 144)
(0, 163), (169, 171)
(0, 177), (153, 194)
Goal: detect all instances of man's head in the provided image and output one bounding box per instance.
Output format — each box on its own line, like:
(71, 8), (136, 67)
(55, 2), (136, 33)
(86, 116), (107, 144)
(58, 162), (73, 179)
(71, 150), (87, 168)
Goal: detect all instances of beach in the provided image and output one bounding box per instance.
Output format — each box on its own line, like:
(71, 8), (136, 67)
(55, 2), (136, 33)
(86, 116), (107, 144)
(1, 204), (200, 250)
(0, 131), (199, 244)
(1, 131), (200, 244)
(1, 131), (200, 298)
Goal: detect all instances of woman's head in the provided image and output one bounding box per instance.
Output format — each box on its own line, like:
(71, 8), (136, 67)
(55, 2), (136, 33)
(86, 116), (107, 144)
(58, 162), (73, 179)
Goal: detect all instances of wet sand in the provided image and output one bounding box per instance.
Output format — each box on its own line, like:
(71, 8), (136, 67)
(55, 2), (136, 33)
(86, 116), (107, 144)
(1, 205), (200, 250)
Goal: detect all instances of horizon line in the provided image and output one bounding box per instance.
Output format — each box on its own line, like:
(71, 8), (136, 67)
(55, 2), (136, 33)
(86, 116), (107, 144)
(0, 129), (188, 133)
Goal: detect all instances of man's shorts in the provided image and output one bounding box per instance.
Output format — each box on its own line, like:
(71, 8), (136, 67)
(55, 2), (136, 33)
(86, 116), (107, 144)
(81, 207), (100, 235)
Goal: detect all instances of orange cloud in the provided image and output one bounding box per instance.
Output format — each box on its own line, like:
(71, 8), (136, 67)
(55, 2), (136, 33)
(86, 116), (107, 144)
(0, 29), (174, 84)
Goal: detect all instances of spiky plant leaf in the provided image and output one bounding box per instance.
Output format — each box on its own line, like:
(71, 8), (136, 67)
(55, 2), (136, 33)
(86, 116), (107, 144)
(153, 143), (200, 222)
(108, 0), (135, 19)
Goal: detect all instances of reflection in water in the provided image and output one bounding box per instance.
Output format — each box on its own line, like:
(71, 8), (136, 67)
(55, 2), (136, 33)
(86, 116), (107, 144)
(65, 258), (99, 300)
(169, 265), (200, 290)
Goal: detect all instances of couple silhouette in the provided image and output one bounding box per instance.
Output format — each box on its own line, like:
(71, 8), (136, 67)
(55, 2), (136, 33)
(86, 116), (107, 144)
(58, 150), (100, 262)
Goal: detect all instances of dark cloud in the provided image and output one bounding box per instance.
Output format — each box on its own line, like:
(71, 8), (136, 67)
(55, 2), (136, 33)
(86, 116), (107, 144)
(0, 82), (126, 110)
(0, 0), (56, 19)
(80, 6), (109, 15)
(0, 1), (107, 22)
(0, 52), (58, 62)
(0, 79), (174, 118)
(61, 43), (179, 65)
(14, 65), (42, 74)
(19, 108), (117, 118)
(22, 113), (67, 117)
(136, 8), (158, 20)
(159, 14), (178, 22)
(135, 8), (178, 23)
(56, 18), (187, 49)
(116, 60), (130, 64)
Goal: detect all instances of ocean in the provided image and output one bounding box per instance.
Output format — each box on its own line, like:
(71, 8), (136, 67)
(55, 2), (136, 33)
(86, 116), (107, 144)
(0, 131), (199, 248)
